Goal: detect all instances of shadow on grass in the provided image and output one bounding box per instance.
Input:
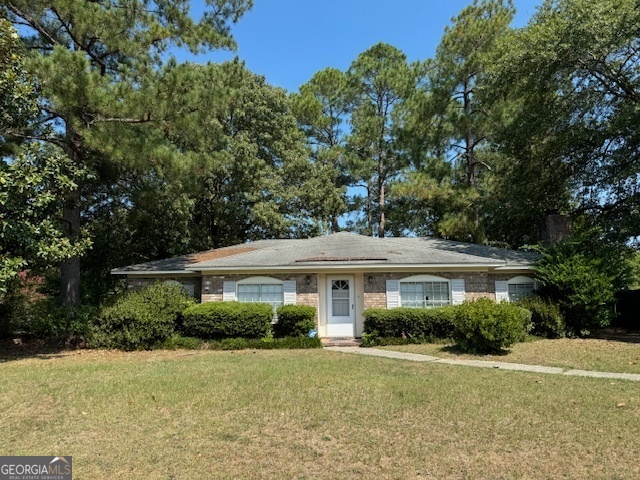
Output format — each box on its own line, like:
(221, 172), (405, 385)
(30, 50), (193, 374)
(588, 328), (640, 344)
(0, 337), (83, 363)
(436, 344), (511, 357)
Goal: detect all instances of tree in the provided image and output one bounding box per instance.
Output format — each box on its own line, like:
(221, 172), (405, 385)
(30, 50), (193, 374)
(395, 0), (515, 243)
(292, 68), (352, 232)
(81, 59), (329, 302)
(2, 0), (253, 305)
(346, 43), (416, 237)
(161, 60), (328, 247)
(0, 19), (89, 296)
(492, 0), (640, 243)
(534, 225), (634, 334)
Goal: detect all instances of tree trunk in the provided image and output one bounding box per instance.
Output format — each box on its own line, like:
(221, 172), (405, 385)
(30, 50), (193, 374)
(378, 181), (385, 238)
(60, 194), (81, 306)
(331, 215), (339, 233)
(60, 121), (82, 307)
(463, 80), (477, 188)
(367, 185), (373, 237)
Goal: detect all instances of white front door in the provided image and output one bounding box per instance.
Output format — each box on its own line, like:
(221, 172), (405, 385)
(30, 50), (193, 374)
(326, 276), (355, 337)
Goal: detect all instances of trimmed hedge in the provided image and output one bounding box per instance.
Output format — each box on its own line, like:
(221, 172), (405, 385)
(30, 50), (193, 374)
(89, 284), (195, 350)
(517, 296), (566, 338)
(182, 302), (273, 339)
(274, 305), (316, 337)
(162, 335), (322, 350)
(452, 298), (531, 353)
(363, 306), (457, 341)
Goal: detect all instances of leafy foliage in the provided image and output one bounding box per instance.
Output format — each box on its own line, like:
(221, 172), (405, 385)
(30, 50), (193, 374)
(363, 307), (457, 341)
(2, 0), (253, 305)
(517, 296), (566, 339)
(0, 144), (91, 295)
(0, 18), (37, 134)
(533, 232), (633, 334)
(491, 0), (640, 243)
(163, 335), (322, 350)
(291, 68), (352, 232)
(0, 20), (90, 296)
(89, 284), (195, 350)
(181, 302), (273, 340)
(346, 43), (418, 237)
(391, 0), (515, 242)
(273, 305), (316, 338)
(451, 299), (530, 353)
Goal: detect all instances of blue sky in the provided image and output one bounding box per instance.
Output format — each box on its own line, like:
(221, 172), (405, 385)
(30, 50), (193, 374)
(178, 0), (543, 92)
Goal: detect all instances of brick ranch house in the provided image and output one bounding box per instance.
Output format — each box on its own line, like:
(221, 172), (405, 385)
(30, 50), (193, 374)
(112, 232), (538, 338)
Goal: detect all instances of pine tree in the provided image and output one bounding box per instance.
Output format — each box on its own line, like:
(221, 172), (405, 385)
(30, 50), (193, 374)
(2, 0), (252, 305)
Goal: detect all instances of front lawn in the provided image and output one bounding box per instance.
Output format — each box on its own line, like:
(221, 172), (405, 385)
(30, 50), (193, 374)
(1, 349), (639, 479)
(381, 336), (640, 374)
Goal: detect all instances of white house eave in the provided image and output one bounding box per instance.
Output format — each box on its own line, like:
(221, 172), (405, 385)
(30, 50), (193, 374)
(193, 263), (507, 273)
(112, 263), (535, 276)
(111, 269), (198, 275)
(493, 265), (534, 271)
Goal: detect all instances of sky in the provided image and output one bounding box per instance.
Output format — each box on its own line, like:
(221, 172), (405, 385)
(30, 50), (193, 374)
(177, 0), (543, 93)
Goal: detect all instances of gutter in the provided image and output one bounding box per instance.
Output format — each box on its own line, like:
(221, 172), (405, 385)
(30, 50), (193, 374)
(111, 269), (198, 275)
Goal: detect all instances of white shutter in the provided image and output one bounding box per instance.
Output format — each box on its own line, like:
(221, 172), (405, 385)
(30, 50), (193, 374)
(495, 280), (508, 302)
(386, 280), (400, 309)
(451, 279), (465, 305)
(283, 280), (296, 305)
(223, 281), (236, 301)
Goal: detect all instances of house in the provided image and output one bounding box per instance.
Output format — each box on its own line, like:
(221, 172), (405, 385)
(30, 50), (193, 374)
(111, 232), (537, 338)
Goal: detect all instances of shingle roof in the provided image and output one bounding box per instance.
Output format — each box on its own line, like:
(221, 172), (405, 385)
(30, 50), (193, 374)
(112, 232), (536, 274)
(111, 239), (282, 273)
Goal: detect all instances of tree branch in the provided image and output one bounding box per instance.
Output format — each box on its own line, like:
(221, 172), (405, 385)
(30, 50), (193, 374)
(7, 3), (60, 47)
(50, 6), (108, 76)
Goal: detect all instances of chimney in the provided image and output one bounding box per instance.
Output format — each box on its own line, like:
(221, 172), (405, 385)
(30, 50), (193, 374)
(538, 212), (572, 246)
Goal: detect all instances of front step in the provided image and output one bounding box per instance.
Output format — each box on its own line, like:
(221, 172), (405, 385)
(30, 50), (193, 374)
(322, 337), (361, 347)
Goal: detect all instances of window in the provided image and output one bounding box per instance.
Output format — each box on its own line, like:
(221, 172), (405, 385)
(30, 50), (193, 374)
(236, 278), (284, 309)
(162, 280), (195, 298)
(506, 276), (535, 302)
(331, 280), (350, 316)
(399, 276), (451, 308)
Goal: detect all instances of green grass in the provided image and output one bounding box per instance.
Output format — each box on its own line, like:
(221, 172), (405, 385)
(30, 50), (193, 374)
(381, 337), (640, 374)
(1, 349), (639, 479)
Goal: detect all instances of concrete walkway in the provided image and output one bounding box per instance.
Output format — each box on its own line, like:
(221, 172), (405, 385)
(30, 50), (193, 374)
(325, 346), (640, 382)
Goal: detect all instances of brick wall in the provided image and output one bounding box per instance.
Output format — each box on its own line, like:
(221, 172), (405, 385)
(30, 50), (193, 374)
(362, 272), (533, 307)
(201, 273), (318, 307)
(127, 277), (202, 299)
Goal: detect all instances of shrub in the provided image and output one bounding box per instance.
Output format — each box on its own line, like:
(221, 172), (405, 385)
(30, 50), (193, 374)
(89, 283), (195, 350)
(517, 296), (566, 338)
(210, 336), (322, 350)
(162, 335), (205, 350)
(274, 305), (316, 337)
(182, 302), (273, 340)
(361, 334), (418, 347)
(534, 232), (634, 335)
(162, 335), (322, 350)
(0, 271), (94, 339)
(363, 306), (456, 340)
(452, 298), (530, 353)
